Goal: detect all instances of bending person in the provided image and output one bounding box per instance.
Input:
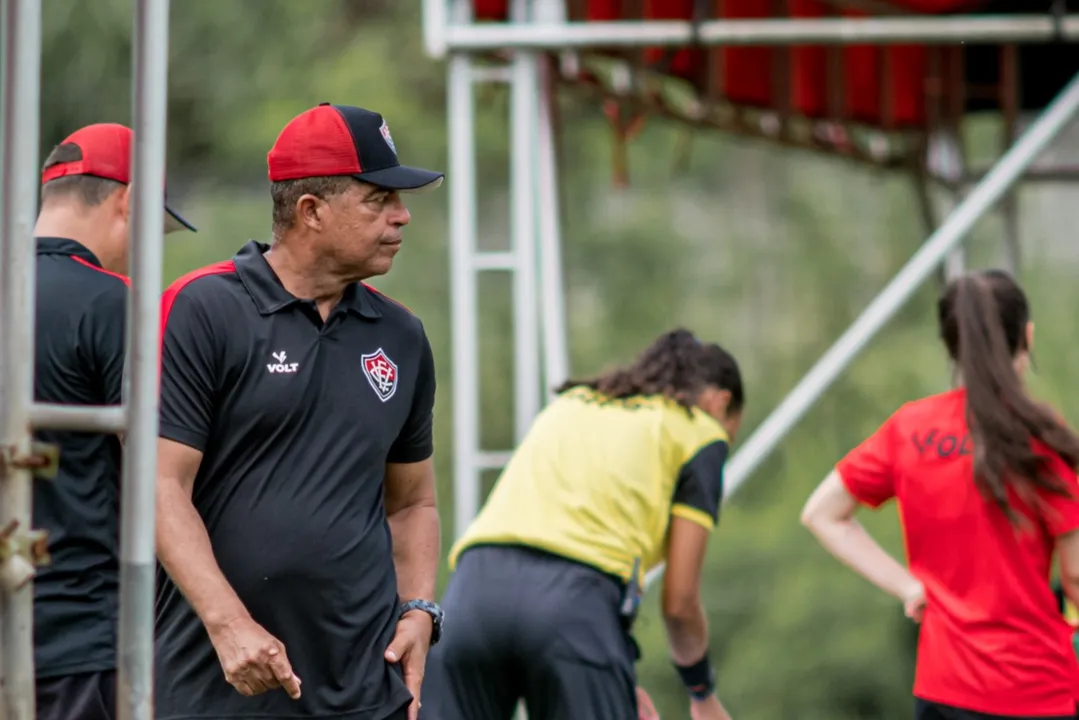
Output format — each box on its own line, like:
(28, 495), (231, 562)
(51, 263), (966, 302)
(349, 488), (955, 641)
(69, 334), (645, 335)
(421, 328), (743, 720)
(802, 269), (1079, 720)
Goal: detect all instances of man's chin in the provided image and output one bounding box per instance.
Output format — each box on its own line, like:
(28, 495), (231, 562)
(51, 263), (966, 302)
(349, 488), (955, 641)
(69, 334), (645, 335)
(360, 258), (395, 279)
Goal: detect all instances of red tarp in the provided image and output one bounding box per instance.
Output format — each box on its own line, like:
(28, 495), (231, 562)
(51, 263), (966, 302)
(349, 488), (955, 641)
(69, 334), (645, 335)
(470, 0), (989, 129)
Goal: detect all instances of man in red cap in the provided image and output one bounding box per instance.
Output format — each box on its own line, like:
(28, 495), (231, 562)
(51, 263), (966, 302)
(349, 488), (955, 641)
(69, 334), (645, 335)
(32, 123), (194, 720)
(153, 104), (442, 720)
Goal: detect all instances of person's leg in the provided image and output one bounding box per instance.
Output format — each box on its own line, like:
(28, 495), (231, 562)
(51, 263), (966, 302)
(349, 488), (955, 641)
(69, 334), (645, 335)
(515, 550), (638, 720)
(37, 671), (116, 720)
(418, 548), (523, 720)
(96, 670), (117, 719)
(523, 659), (636, 720)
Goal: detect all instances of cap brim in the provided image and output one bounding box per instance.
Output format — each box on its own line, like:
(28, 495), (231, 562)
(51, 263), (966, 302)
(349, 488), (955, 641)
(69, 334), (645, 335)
(165, 205), (197, 235)
(354, 166), (444, 194)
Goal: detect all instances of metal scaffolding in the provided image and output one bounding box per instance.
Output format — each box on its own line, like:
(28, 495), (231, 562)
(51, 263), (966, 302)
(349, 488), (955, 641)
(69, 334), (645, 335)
(0, 0), (169, 717)
(429, 1), (1079, 589)
(0, 3), (1077, 719)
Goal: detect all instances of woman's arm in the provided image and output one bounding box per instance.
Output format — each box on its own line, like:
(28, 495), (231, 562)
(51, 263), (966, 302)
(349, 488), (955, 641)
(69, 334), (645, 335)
(663, 516), (734, 719)
(662, 516), (711, 664)
(801, 471), (922, 607)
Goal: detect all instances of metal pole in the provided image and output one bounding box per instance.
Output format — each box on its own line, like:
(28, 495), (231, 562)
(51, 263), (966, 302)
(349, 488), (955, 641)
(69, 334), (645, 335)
(0, 0), (8, 377)
(116, 0), (170, 717)
(509, 0), (542, 442)
(534, 2), (570, 401)
(444, 15), (1079, 51)
(1001, 191), (1021, 274)
(423, 0), (448, 59)
(30, 405), (127, 434)
(646, 69), (1079, 590)
(928, 131), (967, 279)
(0, 0), (41, 717)
(448, 0), (481, 540)
(0, 0), (9, 430)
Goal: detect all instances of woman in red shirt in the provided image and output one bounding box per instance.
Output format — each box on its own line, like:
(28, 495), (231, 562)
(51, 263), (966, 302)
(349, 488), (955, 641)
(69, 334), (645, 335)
(801, 269), (1079, 720)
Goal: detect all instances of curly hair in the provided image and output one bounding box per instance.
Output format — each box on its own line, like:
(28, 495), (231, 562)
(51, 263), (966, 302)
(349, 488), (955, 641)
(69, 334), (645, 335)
(555, 328), (743, 414)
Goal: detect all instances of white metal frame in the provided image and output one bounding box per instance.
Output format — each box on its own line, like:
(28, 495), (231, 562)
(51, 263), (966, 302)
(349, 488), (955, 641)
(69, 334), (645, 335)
(0, 0), (169, 718)
(429, 1), (1079, 586)
(1, 3), (1078, 719)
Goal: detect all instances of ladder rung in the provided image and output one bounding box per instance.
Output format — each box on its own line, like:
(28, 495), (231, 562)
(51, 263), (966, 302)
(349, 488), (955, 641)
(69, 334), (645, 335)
(473, 252), (516, 271)
(471, 65), (512, 84)
(29, 403), (126, 434)
(476, 451), (513, 470)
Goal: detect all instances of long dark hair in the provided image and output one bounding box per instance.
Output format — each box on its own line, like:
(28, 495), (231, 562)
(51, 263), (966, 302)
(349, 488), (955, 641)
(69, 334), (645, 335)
(938, 269), (1079, 522)
(555, 328), (744, 414)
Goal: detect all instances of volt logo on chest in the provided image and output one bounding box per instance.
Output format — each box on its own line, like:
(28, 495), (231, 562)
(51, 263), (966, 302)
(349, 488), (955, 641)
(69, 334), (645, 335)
(267, 350), (300, 374)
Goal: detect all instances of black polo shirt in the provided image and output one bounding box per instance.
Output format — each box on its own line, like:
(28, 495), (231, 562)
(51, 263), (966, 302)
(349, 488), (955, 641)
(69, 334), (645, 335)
(154, 240), (436, 720)
(33, 237), (128, 678)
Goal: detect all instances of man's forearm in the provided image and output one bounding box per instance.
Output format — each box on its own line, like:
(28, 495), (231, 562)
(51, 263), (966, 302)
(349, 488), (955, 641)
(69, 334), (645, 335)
(156, 479), (249, 632)
(664, 602), (710, 665)
(387, 503), (440, 601)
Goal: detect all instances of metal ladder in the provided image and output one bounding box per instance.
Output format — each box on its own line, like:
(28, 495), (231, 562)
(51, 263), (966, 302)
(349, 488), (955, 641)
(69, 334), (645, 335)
(0, 1), (173, 718)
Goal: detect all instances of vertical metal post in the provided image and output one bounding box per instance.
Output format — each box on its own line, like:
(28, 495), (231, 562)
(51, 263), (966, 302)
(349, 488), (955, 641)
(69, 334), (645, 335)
(928, 131), (966, 279)
(447, 0), (481, 540)
(509, 0), (542, 443)
(116, 0), (170, 717)
(423, 0), (448, 59)
(0, 0), (9, 420)
(511, 5), (545, 719)
(1001, 192), (1021, 274)
(0, 0), (41, 717)
(534, 0), (570, 400)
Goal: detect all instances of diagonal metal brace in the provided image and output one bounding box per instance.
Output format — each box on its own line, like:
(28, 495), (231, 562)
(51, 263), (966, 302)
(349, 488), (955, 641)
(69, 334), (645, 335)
(1, 440), (60, 479)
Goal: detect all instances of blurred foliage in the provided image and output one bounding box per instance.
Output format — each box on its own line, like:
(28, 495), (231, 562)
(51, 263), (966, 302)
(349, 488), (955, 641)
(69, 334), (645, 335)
(36, 1), (1079, 717)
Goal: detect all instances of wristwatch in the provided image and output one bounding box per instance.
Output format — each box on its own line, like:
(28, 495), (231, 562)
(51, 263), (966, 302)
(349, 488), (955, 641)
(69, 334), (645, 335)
(400, 599), (444, 645)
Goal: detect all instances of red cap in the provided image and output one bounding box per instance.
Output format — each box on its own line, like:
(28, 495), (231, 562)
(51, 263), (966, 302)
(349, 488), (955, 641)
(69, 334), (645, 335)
(41, 123), (195, 233)
(267, 104), (443, 192)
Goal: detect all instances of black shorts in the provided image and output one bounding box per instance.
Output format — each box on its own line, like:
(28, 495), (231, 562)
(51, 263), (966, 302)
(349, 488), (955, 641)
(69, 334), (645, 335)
(37, 670), (116, 720)
(915, 698), (1079, 720)
(419, 545), (638, 720)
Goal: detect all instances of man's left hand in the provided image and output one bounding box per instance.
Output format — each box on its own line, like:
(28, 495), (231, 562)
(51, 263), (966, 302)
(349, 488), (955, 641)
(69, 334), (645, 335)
(385, 610), (434, 720)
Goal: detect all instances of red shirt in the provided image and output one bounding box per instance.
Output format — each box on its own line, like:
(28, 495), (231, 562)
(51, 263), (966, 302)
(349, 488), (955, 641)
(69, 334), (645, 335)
(837, 388), (1079, 716)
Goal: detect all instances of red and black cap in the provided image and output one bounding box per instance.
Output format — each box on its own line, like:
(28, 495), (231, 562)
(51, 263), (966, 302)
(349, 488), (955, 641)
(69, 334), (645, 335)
(40, 123), (196, 234)
(267, 103), (444, 192)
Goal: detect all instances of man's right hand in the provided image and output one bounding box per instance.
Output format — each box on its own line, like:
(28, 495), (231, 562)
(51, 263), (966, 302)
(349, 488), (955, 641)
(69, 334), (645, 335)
(689, 694), (732, 720)
(208, 616), (302, 700)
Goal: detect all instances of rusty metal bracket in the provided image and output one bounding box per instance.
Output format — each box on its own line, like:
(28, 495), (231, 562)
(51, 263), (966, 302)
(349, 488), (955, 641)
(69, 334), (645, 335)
(0, 520), (50, 568)
(1, 440), (60, 480)
(0, 520), (50, 592)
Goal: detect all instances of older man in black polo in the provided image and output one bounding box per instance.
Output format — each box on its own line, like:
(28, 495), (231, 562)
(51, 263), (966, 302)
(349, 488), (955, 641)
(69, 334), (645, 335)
(153, 104), (444, 720)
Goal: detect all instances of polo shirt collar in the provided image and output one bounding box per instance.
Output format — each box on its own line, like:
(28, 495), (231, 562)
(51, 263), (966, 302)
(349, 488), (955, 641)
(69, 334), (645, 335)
(35, 236), (103, 266)
(233, 240), (382, 319)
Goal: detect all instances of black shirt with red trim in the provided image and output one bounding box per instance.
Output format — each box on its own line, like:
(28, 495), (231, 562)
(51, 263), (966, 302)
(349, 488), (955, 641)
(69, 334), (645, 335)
(154, 240), (435, 720)
(33, 237), (128, 678)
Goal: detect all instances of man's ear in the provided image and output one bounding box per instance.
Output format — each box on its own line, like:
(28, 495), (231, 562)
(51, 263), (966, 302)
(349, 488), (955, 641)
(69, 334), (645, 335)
(117, 184), (132, 222)
(297, 194), (324, 230)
